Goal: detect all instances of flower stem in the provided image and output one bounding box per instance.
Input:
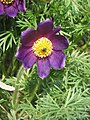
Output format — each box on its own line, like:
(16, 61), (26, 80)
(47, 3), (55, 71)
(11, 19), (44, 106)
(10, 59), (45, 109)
(26, 65), (43, 102)
(29, 79), (42, 102)
(12, 66), (24, 109)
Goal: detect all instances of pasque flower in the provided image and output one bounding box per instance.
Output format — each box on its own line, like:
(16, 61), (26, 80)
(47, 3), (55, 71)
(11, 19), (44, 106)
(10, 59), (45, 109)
(16, 19), (69, 79)
(0, 0), (26, 17)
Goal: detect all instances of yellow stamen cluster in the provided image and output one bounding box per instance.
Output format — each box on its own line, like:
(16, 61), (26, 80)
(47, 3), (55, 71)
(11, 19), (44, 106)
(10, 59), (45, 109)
(32, 37), (53, 58)
(1, 0), (14, 4)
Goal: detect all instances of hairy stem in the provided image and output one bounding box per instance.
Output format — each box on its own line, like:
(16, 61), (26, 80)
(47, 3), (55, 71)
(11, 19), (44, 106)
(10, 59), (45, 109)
(29, 79), (42, 102)
(12, 66), (24, 109)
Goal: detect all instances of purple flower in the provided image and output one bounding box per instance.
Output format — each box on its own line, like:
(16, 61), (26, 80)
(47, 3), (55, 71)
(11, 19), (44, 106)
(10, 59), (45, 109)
(0, 0), (26, 17)
(16, 19), (69, 79)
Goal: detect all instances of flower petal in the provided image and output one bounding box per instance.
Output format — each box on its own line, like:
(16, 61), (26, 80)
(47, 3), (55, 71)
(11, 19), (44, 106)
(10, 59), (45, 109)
(22, 51), (37, 69)
(49, 51), (66, 70)
(37, 58), (50, 79)
(16, 45), (32, 61)
(0, 3), (4, 15)
(49, 35), (69, 50)
(37, 19), (54, 35)
(5, 6), (18, 17)
(21, 28), (39, 46)
(47, 26), (61, 37)
(18, 0), (26, 11)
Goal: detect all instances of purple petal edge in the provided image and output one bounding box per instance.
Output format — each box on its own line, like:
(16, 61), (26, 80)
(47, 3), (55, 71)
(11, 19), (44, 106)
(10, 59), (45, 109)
(37, 19), (54, 35)
(37, 58), (50, 79)
(49, 51), (66, 70)
(22, 51), (37, 69)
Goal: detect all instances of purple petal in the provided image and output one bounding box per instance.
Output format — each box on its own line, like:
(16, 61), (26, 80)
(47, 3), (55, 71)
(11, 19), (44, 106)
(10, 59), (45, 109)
(47, 26), (61, 37)
(49, 35), (69, 50)
(22, 51), (37, 69)
(5, 6), (18, 17)
(52, 26), (60, 34)
(49, 51), (66, 70)
(21, 28), (39, 46)
(16, 45), (32, 61)
(37, 19), (54, 35)
(37, 58), (50, 79)
(0, 3), (4, 15)
(18, 0), (26, 11)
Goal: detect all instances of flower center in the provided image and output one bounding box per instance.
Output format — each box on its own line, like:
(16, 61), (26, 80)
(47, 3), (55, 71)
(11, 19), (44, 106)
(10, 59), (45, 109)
(0, 0), (14, 4)
(32, 37), (53, 58)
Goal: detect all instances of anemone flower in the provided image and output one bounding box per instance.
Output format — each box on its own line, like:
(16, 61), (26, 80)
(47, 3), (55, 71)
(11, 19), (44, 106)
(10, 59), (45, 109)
(16, 19), (69, 79)
(0, 0), (26, 17)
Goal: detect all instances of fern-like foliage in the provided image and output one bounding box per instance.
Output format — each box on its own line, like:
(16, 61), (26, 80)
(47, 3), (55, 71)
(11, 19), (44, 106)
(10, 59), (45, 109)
(0, 0), (90, 120)
(0, 31), (16, 52)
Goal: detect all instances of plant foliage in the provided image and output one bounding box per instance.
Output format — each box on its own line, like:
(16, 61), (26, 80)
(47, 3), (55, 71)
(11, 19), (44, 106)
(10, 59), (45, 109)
(0, 0), (90, 120)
